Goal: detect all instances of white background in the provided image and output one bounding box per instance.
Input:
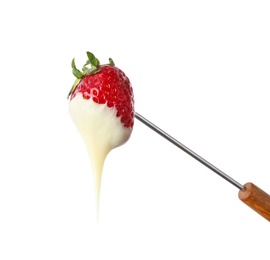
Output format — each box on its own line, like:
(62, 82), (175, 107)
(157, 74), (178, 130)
(0, 0), (270, 259)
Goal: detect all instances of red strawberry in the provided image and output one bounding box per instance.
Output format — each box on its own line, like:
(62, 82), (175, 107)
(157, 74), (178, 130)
(68, 52), (135, 215)
(67, 52), (134, 128)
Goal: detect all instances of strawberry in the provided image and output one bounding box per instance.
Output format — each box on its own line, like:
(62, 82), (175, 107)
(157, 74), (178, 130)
(67, 52), (134, 128)
(67, 52), (135, 215)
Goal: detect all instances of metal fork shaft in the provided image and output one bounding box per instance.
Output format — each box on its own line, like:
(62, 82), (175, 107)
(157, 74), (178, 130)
(135, 112), (244, 190)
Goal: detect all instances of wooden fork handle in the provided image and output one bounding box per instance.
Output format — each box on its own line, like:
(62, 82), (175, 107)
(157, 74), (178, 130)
(238, 182), (270, 222)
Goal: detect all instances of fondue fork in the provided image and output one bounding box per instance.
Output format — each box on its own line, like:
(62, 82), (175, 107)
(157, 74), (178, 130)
(135, 112), (270, 222)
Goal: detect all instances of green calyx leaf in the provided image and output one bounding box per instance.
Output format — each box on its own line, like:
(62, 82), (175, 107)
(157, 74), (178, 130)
(109, 58), (115, 66)
(67, 78), (81, 99)
(67, 51), (115, 99)
(82, 52), (101, 75)
(71, 59), (84, 79)
(86, 51), (100, 67)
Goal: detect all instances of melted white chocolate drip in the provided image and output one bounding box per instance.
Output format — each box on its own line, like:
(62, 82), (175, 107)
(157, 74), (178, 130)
(69, 93), (132, 216)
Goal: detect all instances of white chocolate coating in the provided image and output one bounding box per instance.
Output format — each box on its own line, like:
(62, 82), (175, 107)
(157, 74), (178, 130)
(69, 93), (132, 214)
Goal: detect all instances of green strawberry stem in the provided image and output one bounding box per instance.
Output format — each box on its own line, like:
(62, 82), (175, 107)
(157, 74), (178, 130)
(67, 51), (115, 99)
